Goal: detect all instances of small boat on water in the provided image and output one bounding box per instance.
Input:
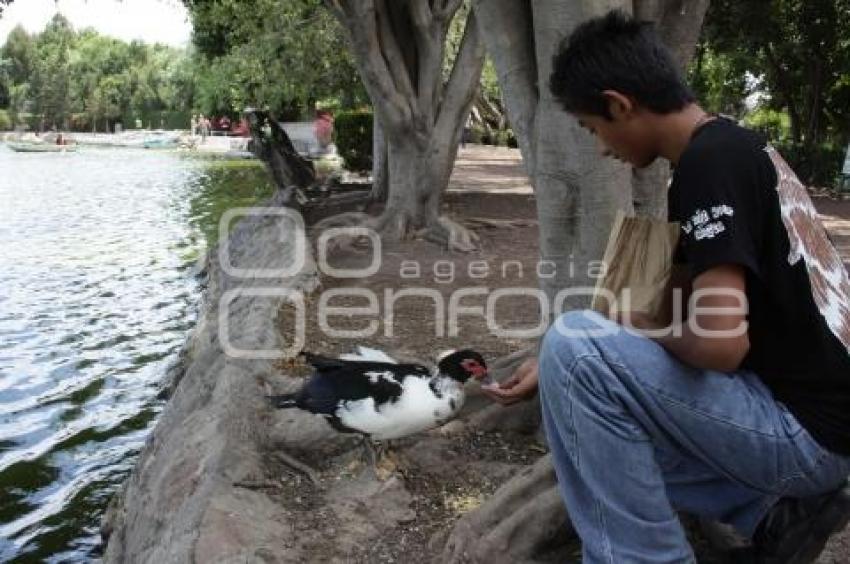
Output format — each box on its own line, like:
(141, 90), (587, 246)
(7, 142), (78, 153)
(142, 132), (180, 149)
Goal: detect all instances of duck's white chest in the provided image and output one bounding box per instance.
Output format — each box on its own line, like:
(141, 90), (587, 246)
(336, 377), (465, 440)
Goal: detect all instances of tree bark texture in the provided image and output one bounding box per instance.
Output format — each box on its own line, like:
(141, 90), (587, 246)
(245, 109), (316, 193)
(323, 0), (486, 249)
(473, 0), (708, 311)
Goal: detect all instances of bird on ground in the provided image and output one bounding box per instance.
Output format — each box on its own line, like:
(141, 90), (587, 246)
(268, 346), (490, 472)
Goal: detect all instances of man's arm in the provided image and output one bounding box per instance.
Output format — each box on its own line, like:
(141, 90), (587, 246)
(624, 264), (750, 372)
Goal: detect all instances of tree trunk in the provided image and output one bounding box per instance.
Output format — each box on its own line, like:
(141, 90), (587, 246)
(805, 60), (823, 145)
(441, 1), (711, 559)
(381, 135), (438, 233)
(245, 109), (316, 193)
(370, 114), (389, 202)
(765, 42), (802, 144)
(322, 0), (486, 250)
(474, 0), (634, 312)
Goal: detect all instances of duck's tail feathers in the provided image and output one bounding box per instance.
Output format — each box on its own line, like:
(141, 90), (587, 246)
(268, 393), (299, 409)
(339, 346), (398, 364)
(299, 350), (345, 371)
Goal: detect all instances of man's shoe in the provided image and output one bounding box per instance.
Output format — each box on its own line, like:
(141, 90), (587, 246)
(752, 481), (850, 564)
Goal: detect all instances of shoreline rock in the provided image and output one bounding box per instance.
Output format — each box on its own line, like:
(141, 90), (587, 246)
(101, 189), (319, 562)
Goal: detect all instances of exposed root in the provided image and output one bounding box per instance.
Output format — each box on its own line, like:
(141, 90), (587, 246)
(269, 450), (321, 486)
(310, 212), (379, 254)
(439, 454), (573, 563)
(310, 211), (375, 232)
(419, 216), (481, 252)
(309, 210), (481, 252)
(232, 479), (282, 490)
(463, 217), (537, 230)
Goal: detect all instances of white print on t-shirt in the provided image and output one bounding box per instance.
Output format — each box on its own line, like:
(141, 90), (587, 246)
(681, 204), (735, 240)
(694, 221), (726, 240)
(766, 145), (850, 353)
(711, 205), (734, 219)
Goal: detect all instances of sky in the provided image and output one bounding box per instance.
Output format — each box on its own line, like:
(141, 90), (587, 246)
(0, 0), (192, 47)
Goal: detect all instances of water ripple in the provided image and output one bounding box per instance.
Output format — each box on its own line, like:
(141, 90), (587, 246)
(0, 144), (274, 561)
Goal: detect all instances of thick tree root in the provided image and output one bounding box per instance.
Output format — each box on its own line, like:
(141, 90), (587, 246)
(310, 212), (378, 253)
(269, 450), (321, 486)
(437, 454), (573, 563)
(419, 216), (481, 252)
(435, 346), (573, 563)
(310, 210), (481, 252)
(463, 217), (536, 230)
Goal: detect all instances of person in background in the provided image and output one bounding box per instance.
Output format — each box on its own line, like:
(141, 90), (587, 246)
(199, 114), (209, 143)
(314, 110), (334, 149)
(190, 114), (198, 136)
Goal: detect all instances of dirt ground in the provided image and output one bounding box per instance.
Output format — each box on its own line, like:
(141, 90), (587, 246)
(268, 145), (850, 563)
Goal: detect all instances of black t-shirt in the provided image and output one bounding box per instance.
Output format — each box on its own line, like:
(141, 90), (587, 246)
(667, 117), (850, 455)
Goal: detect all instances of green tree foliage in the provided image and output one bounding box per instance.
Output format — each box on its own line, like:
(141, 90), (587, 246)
(443, 2), (504, 130)
(1, 15), (195, 131)
(688, 44), (750, 117)
(698, 0), (850, 147)
(693, 0), (850, 185)
(185, 0), (367, 117)
(334, 109), (373, 171)
(30, 14), (75, 128)
(2, 25), (34, 86)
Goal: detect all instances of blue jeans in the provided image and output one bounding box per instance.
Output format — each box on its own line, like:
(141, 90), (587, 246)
(538, 310), (850, 564)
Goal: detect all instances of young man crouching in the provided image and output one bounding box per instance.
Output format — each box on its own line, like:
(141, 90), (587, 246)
(483, 10), (850, 564)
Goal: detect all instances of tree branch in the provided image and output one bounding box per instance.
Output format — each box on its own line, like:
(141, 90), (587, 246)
(637, 0), (710, 70)
(323, 0), (345, 21)
(325, 0), (410, 130)
(407, 0), (444, 125)
(408, 0), (434, 28)
(375, 0), (422, 127)
(434, 9), (485, 145)
(471, 0), (538, 175)
(436, 0), (464, 21)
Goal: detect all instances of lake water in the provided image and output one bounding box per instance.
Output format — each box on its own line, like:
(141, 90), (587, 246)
(0, 146), (274, 562)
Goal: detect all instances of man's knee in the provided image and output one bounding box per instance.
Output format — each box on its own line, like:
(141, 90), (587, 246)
(540, 309), (617, 391)
(542, 309), (614, 354)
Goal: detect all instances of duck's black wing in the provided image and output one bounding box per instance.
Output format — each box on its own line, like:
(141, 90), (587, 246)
(297, 358), (430, 416)
(300, 351), (346, 372)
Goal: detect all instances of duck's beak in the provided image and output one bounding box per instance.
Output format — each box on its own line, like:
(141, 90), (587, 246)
(477, 372), (494, 386)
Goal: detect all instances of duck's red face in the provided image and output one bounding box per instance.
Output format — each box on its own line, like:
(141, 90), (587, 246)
(460, 358), (488, 380)
(438, 349), (490, 383)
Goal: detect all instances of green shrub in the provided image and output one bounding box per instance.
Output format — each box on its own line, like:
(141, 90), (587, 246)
(15, 112), (40, 131)
(122, 110), (192, 130)
(334, 110), (373, 172)
(0, 110), (11, 131)
(495, 129), (512, 147)
(507, 128), (518, 148)
(774, 141), (845, 188)
(744, 108), (791, 144)
(469, 125), (485, 144)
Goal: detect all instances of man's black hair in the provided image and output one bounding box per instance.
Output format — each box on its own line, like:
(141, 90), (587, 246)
(549, 10), (695, 118)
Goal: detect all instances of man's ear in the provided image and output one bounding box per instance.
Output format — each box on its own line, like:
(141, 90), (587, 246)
(601, 90), (634, 121)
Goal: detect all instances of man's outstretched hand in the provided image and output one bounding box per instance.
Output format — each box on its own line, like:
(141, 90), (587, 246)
(481, 357), (539, 405)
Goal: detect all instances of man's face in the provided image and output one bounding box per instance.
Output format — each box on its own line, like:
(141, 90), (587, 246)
(576, 107), (658, 169)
